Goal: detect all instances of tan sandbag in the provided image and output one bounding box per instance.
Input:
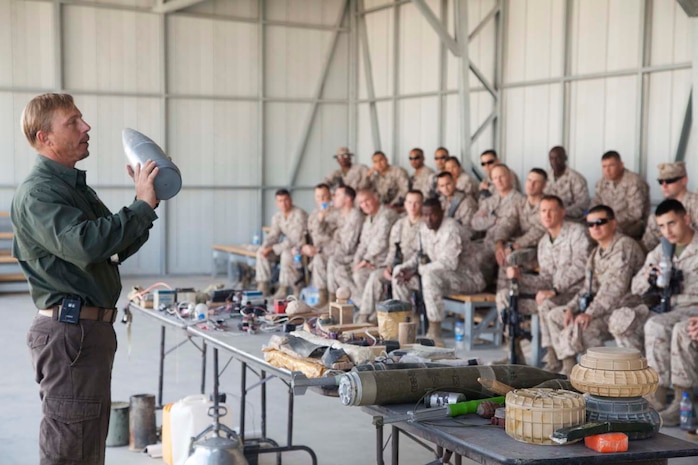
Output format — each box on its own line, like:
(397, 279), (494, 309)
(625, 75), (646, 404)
(263, 348), (326, 378)
(376, 300), (413, 340)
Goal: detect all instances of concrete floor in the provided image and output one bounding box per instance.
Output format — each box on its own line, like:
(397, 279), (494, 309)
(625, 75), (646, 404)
(1, 275), (696, 465)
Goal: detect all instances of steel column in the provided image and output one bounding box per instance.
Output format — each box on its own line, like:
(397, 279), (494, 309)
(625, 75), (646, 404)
(258, 0), (266, 233)
(410, 0), (459, 55)
(358, 0), (382, 151)
(288, 1), (349, 185)
(455, 0), (472, 165)
(391, 0), (400, 163)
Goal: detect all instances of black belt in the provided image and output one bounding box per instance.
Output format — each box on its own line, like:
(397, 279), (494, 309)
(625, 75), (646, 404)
(38, 306), (117, 323)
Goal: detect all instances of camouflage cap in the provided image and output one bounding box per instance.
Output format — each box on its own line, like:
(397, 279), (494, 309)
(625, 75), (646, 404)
(657, 161), (686, 180)
(335, 146), (353, 158)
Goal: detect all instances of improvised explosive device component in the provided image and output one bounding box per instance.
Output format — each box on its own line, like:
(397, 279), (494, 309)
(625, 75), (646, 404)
(338, 365), (566, 406)
(424, 391), (466, 408)
(122, 128), (182, 200)
(381, 396), (505, 425)
(291, 372), (344, 395)
(551, 421), (655, 445)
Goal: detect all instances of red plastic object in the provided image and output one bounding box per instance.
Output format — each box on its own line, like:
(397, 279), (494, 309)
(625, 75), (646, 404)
(584, 433), (628, 452)
(274, 300), (288, 314)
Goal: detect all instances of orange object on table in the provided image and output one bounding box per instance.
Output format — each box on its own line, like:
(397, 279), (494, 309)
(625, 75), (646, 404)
(584, 432), (629, 452)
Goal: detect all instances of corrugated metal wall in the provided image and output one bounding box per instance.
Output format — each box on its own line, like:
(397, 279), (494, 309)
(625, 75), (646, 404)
(0, 0), (693, 275)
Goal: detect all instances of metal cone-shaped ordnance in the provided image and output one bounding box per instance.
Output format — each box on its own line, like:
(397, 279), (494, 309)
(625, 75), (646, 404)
(122, 128), (182, 200)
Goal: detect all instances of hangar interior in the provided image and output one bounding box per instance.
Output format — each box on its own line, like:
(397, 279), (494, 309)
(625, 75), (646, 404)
(1, 0), (695, 276)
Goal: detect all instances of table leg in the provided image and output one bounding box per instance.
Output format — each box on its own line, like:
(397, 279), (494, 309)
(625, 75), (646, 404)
(261, 369), (267, 439)
(200, 340), (207, 395)
(157, 325), (165, 408)
(240, 361), (247, 442)
(375, 419), (384, 465)
(391, 425), (399, 465)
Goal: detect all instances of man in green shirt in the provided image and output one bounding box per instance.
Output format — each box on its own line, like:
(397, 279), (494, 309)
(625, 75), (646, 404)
(12, 93), (159, 465)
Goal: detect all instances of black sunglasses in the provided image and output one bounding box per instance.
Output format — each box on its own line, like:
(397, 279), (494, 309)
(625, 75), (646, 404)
(586, 218), (610, 228)
(481, 159), (496, 166)
(657, 176), (683, 186)
(409, 156), (422, 161)
(434, 156), (447, 161)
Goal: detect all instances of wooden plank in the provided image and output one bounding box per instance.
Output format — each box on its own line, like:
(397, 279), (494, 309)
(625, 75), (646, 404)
(0, 232), (13, 239)
(0, 255), (17, 264)
(0, 212), (8, 217)
(212, 244), (257, 258)
(446, 293), (496, 303)
(0, 273), (26, 283)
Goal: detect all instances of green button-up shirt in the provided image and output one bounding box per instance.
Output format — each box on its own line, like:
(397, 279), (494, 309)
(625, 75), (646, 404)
(11, 155), (158, 309)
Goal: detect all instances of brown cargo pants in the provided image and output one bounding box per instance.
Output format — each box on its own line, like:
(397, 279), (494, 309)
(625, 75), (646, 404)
(27, 314), (117, 465)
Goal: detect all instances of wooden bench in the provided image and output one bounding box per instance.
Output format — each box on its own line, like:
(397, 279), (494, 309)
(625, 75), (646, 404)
(444, 293), (502, 350)
(211, 244), (258, 283)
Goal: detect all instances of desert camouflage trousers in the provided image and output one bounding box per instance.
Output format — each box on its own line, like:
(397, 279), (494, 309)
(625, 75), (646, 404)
(256, 248), (301, 287)
(547, 303), (648, 359)
(358, 267), (389, 317)
(326, 256), (372, 304)
(392, 265), (485, 322)
(309, 253), (329, 290)
(645, 307), (698, 387)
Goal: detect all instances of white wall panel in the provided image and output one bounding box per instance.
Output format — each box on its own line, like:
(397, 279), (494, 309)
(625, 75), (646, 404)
(169, 99), (259, 187)
(265, 27), (334, 98)
(323, 32), (351, 99)
(167, 189), (260, 274)
(91, 0), (153, 8)
(0, 1), (55, 89)
(296, 104), (350, 186)
(264, 102), (312, 186)
(502, 84), (562, 179)
(168, 15), (258, 96)
(503, 0), (564, 84)
(63, 5), (161, 93)
(569, 76), (638, 188)
(399, 1), (440, 95)
(444, 94), (462, 159)
(646, 70), (693, 201)
(0, 92), (39, 189)
(570, 0), (641, 75)
(356, 101), (393, 163)
(185, 0), (258, 18)
(650, 0), (691, 66)
(266, 0), (346, 26)
(397, 97), (439, 168)
(359, 9), (394, 99)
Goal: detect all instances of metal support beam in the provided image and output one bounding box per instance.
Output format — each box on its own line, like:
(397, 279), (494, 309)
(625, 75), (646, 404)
(469, 4), (499, 41)
(410, 0), (459, 56)
(159, 11), (169, 274)
(359, 0), (382, 151)
(349, 0), (359, 152)
(493, 0), (504, 156)
(392, 0), (400, 163)
(636, 0), (651, 177)
(676, 91), (693, 162)
(438, 0), (448, 145)
(288, 1), (349, 184)
(561, 0), (573, 150)
(152, 0), (207, 14)
(455, 0), (472, 164)
(53, 1), (63, 90)
(258, 0), (266, 232)
(693, 17), (698, 141)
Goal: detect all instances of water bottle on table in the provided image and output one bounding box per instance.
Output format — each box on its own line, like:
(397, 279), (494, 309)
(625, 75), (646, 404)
(454, 321), (465, 349)
(680, 392), (694, 431)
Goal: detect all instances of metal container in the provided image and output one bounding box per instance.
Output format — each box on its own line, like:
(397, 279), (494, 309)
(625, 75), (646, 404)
(106, 401), (129, 447)
(129, 394), (157, 451)
(183, 436), (248, 465)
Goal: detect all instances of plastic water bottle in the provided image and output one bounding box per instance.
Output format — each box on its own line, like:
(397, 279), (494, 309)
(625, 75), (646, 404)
(680, 392), (694, 431)
(252, 234), (261, 246)
(454, 321), (465, 344)
(294, 251), (303, 269)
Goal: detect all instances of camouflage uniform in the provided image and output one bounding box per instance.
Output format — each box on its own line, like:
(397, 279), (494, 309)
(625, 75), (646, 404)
(455, 172), (479, 199)
(643, 232), (698, 387)
(371, 165), (410, 207)
(410, 166), (435, 198)
(591, 169), (650, 240)
(440, 191), (477, 238)
(256, 206), (309, 287)
(471, 190), (525, 285)
(547, 232), (645, 358)
(328, 205), (398, 300)
(324, 163), (372, 191)
(544, 167), (590, 221)
(358, 216), (421, 316)
(643, 191), (698, 251)
(306, 207), (339, 290)
(393, 218), (486, 322)
(481, 172), (522, 198)
(326, 208), (364, 293)
(496, 221), (591, 348)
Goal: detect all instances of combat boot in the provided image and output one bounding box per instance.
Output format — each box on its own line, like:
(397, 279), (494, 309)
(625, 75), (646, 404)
(644, 385), (668, 411)
(426, 322), (444, 345)
(542, 349), (562, 373)
(660, 386), (692, 426)
(560, 357), (577, 376)
(272, 285), (289, 301)
(257, 281), (270, 297)
(490, 338), (527, 365)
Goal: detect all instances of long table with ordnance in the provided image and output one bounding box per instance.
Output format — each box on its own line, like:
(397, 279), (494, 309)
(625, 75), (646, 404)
(363, 403), (698, 465)
(127, 302), (318, 464)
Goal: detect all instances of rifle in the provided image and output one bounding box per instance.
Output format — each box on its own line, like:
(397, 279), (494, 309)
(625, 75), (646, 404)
(414, 233), (429, 334)
(294, 230), (312, 289)
(501, 253), (537, 364)
(382, 242), (403, 300)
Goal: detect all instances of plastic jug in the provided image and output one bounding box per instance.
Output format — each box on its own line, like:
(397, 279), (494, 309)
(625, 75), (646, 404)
(165, 394), (236, 465)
